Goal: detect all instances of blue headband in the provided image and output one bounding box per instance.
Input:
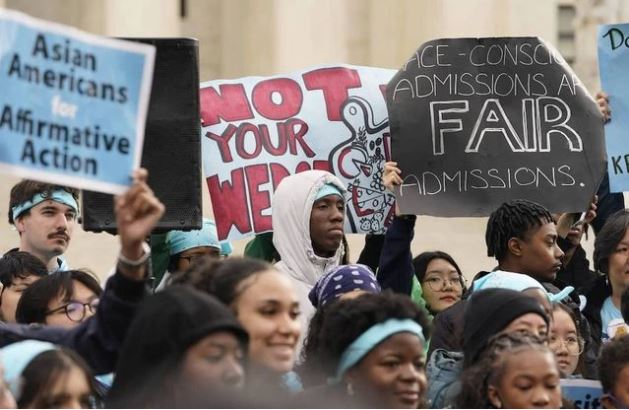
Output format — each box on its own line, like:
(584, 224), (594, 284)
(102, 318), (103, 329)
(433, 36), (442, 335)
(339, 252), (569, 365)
(11, 190), (79, 221)
(329, 319), (425, 384)
(1, 340), (56, 398)
(315, 183), (343, 202)
(472, 270), (574, 303)
(166, 218), (233, 256)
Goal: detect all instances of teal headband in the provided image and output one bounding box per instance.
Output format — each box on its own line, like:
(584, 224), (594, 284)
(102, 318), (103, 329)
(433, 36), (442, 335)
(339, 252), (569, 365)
(329, 318), (425, 384)
(472, 270), (574, 303)
(166, 218), (233, 256)
(11, 190), (79, 221)
(315, 183), (343, 202)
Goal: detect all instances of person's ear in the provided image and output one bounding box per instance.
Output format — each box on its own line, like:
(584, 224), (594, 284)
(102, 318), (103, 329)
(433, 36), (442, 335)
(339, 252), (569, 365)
(487, 384), (503, 408)
(14, 216), (26, 234)
(507, 237), (524, 257)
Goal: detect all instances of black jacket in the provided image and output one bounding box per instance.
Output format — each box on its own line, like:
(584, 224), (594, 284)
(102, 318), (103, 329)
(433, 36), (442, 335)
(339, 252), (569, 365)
(0, 269), (148, 374)
(581, 274), (610, 356)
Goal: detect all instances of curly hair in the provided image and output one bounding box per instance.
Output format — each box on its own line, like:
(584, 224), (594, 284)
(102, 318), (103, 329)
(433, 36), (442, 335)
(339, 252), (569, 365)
(598, 334), (629, 394)
(312, 291), (431, 379)
(456, 331), (554, 408)
(485, 200), (554, 262)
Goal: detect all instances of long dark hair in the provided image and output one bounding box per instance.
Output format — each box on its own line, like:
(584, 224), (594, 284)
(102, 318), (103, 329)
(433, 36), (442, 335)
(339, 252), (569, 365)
(412, 250), (465, 285)
(18, 348), (98, 408)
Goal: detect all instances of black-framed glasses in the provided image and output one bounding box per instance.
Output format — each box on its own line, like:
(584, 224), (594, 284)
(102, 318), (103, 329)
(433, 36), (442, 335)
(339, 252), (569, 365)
(179, 250), (221, 264)
(422, 276), (466, 292)
(549, 335), (584, 355)
(46, 299), (99, 322)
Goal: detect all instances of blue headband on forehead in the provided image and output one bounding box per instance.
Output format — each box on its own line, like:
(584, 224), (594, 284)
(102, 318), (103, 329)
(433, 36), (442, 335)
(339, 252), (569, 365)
(315, 183), (343, 202)
(166, 218), (233, 256)
(11, 190), (79, 221)
(472, 270), (574, 303)
(329, 318), (425, 385)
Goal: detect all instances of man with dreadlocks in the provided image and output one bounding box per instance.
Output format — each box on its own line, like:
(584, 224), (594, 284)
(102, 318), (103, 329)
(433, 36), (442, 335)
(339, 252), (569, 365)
(425, 200), (599, 408)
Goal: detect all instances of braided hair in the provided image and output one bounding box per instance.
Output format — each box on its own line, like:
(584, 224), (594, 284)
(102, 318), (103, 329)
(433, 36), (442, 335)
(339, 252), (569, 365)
(456, 331), (555, 408)
(485, 200), (554, 262)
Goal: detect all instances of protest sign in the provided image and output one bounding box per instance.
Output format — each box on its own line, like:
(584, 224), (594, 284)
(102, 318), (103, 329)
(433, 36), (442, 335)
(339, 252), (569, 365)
(387, 37), (606, 216)
(561, 379), (603, 409)
(599, 23), (629, 193)
(201, 65), (396, 240)
(0, 9), (155, 194)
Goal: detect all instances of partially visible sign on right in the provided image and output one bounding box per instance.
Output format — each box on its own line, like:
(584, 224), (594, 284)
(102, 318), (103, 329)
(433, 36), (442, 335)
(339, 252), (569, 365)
(599, 23), (629, 193)
(561, 379), (603, 409)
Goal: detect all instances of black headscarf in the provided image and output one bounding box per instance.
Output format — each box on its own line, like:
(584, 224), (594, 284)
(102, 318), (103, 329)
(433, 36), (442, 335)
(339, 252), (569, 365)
(462, 288), (548, 368)
(106, 285), (248, 408)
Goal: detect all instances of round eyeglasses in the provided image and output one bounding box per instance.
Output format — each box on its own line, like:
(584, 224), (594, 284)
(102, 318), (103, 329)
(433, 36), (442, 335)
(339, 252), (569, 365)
(46, 299), (99, 323)
(422, 276), (465, 292)
(548, 335), (584, 356)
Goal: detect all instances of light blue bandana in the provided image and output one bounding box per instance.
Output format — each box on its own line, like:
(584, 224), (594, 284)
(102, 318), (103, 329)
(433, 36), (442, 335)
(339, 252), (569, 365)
(166, 218), (232, 256)
(11, 190), (79, 221)
(329, 318), (424, 384)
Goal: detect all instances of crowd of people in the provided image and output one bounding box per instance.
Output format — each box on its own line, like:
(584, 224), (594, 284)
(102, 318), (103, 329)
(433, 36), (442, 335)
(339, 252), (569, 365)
(1, 91), (629, 409)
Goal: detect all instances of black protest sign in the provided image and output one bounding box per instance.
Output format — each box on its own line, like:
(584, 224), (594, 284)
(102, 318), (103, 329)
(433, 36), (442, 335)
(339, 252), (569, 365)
(386, 37), (606, 216)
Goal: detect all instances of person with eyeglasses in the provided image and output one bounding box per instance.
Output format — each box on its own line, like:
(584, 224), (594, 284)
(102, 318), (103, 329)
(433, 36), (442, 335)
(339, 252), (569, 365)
(154, 218), (233, 291)
(413, 251), (466, 315)
(0, 168), (165, 377)
(550, 303), (585, 378)
(14, 270), (102, 329)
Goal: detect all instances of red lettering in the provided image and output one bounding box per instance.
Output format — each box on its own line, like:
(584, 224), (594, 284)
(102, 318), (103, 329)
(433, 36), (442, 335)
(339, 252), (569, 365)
(252, 78), (303, 120)
(303, 67), (362, 121)
(200, 84), (254, 126)
(207, 169), (251, 239)
(205, 124), (237, 163)
(235, 123), (263, 160)
(284, 118), (314, 157)
(260, 124), (288, 156)
(245, 164), (273, 232)
(312, 160), (332, 172)
(270, 162), (290, 189)
(295, 161), (311, 173)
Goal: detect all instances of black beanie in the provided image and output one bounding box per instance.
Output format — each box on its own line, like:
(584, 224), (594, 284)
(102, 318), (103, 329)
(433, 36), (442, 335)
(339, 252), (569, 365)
(107, 285), (248, 407)
(462, 288), (548, 368)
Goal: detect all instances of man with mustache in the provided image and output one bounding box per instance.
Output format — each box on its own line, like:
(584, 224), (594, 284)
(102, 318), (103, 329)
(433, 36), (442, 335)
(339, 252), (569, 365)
(6, 180), (79, 272)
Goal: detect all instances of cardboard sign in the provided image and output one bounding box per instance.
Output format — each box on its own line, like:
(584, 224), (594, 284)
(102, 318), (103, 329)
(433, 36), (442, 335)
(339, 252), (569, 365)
(387, 37), (606, 216)
(561, 379), (603, 409)
(599, 23), (629, 193)
(0, 9), (155, 194)
(201, 65), (396, 240)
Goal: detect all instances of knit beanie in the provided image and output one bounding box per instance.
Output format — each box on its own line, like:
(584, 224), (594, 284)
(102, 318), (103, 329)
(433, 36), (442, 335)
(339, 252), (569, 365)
(462, 288), (548, 368)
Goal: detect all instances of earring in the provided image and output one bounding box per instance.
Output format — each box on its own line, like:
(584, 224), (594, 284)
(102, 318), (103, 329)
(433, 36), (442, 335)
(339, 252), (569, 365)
(346, 382), (354, 396)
